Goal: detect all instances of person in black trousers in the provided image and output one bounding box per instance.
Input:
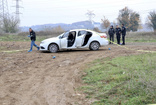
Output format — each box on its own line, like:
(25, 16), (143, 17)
(108, 25), (115, 44)
(115, 25), (121, 45)
(121, 24), (126, 45)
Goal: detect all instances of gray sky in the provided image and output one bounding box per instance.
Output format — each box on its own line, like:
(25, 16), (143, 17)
(8, 0), (156, 26)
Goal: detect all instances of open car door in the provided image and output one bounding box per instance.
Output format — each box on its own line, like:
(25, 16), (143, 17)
(60, 37), (67, 49)
(60, 32), (69, 49)
(76, 31), (87, 47)
(76, 34), (86, 47)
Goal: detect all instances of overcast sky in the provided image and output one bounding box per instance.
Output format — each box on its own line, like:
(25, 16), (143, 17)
(8, 0), (156, 26)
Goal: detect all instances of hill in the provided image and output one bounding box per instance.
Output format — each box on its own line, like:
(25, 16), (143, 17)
(20, 21), (153, 32)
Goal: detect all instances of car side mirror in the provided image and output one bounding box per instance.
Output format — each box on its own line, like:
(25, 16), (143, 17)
(59, 36), (62, 39)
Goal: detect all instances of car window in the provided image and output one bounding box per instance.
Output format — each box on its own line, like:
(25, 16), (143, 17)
(70, 31), (76, 36)
(62, 31), (69, 38)
(86, 31), (92, 36)
(78, 31), (87, 36)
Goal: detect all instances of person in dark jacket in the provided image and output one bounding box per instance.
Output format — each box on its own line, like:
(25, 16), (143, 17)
(115, 25), (121, 45)
(108, 25), (115, 44)
(121, 24), (126, 45)
(28, 28), (40, 52)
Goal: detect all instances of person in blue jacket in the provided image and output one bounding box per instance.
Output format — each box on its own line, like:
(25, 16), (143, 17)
(28, 28), (40, 52)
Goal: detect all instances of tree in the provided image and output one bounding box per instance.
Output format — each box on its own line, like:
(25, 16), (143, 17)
(118, 7), (140, 32)
(93, 27), (101, 32)
(147, 11), (156, 32)
(101, 16), (110, 32)
(1, 15), (19, 33)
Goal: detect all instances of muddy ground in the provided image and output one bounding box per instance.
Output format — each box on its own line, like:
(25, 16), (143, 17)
(0, 41), (156, 105)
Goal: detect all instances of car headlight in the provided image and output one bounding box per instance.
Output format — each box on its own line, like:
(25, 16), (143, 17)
(41, 41), (45, 44)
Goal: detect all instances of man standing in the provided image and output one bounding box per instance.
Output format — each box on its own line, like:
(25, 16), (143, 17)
(108, 25), (115, 44)
(28, 28), (40, 52)
(115, 25), (121, 45)
(121, 24), (126, 45)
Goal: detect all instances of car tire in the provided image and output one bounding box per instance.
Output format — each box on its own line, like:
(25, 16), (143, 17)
(49, 43), (59, 53)
(89, 41), (100, 51)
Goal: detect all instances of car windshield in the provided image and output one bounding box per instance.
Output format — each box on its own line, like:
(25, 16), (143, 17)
(58, 33), (64, 38)
(62, 31), (69, 38)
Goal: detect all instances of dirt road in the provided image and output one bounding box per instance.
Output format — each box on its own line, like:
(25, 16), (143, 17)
(0, 42), (156, 105)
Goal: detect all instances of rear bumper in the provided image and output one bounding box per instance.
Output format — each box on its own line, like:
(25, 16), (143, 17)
(105, 40), (109, 45)
(101, 39), (109, 46)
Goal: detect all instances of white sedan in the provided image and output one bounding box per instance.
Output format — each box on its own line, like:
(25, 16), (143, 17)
(40, 29), (109, 53)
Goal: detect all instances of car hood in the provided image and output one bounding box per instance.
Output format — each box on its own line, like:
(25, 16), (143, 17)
(42, 37), (59, 42)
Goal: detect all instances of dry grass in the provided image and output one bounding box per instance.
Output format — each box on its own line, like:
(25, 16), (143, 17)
(107, 32), (156, 43)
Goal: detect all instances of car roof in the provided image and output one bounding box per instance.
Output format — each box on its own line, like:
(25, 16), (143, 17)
(69, 29), (94, 32)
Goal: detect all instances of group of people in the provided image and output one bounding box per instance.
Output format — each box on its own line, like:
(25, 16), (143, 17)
(108, 24), (126, 45)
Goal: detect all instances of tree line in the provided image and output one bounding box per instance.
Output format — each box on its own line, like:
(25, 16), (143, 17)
(101, 7), (156, 32)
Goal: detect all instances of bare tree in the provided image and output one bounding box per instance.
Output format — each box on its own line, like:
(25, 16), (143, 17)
(1, 15), (19, 33)
(101, 16), (110, 33)
(93, 27), (101, 33)
(147, 11), (156, 32)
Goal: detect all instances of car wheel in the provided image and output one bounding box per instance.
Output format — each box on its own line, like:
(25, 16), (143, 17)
(89, 41), (100, 51)
(49, 44), (59, 53)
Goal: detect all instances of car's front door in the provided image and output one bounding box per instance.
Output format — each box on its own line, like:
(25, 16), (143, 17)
(60, 32), (69, 49)
(76, 31), (86, 47)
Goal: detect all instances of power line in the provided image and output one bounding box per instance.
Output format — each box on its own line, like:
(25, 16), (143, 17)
(0, 0), (9, 19)
(12, 0), (22, 21)
(86, 10), (95, 22)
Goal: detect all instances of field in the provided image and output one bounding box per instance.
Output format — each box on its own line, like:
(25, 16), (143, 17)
(81, 53), (156, 105)
(0, 32), (156, 105)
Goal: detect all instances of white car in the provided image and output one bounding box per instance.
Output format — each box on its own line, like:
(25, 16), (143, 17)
(40, 29), (109, 53)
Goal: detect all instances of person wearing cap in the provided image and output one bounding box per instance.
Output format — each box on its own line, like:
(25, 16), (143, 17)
(108, 25), (115, 44)
(27, 28), (40, 52)
(121, 24), (126, 45)
(115, 25), (122, 45)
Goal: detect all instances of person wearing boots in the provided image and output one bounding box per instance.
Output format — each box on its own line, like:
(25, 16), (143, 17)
(108, 25), (115, 44)
(115, 25), (121, 45)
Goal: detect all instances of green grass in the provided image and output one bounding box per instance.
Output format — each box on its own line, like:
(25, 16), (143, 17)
(0, 35), (50, 42)
(126, 32), (156, 42)
(81, 53), (156, 105)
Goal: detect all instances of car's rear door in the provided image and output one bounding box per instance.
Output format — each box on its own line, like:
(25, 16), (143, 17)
(76, 31), (86, 47)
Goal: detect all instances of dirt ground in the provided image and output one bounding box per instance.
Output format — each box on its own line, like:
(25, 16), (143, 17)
(0, 41), (156, 105)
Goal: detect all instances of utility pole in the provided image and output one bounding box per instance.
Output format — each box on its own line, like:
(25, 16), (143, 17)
(0, 0), (9, 19)
(86, 10), (95, 24)
(13, 0), (22, 21)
